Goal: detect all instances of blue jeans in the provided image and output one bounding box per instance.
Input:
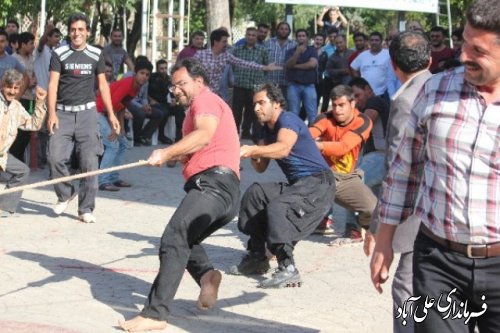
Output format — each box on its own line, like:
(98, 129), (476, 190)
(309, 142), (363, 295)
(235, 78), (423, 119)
(287, 83), (318, 124)
(98, 114), (128, 185)
(358, 151), (385, 194)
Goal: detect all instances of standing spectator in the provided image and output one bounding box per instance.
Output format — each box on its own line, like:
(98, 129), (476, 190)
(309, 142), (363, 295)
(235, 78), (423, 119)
(232, 27), (268, 141)
(234, 23), (270, 47)
(34, 26), (62, 90)
(371, 1), (500, 331)
(4, 19), (19, 55)
(451, 27), (464, 59)
(428, 26), (455, 73)
(0, 30), (27, 98)
(326, 35), (355, 89)
(34, 26), (61, 169)
(175, 31), (205, 64)
(264, 22), (297, 98)
(317, 6), (348, 36)
(285, 29), (319, 124)
(96, 60), (152, 191)
(348, 32), (368, 66)
(364, 30), (432, 333)
(47, 12), (120, 224)
(195, 28), (280, 98)
(319, 27), (339, 112)
(9, 32), (37, 163)
(0, 70), (47, 218)
(103, 28), (134, 78)
(313, 33), (325, 110)
(351, 32), (391, 98)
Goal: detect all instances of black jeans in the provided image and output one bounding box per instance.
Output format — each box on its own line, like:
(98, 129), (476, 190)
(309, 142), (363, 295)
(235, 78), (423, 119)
(155, 103), (185, 142)
(238, 171), (335, 267)
(412, 230), (500, 333)
(127, 102), (163, 142)
(140, 168), (240, 321)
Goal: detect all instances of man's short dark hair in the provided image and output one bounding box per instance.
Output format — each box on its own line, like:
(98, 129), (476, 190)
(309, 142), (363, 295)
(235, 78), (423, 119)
(156, 59), (168, 68)
(430, 26), (446, 35)
(135, 59), (153, 73)
(389, 31), (431, 74)
(171, 58), (209, 85)
(327, 27), (339, 35)
(6, 19), (19, 30)
(8, 32), (18, 45)
(210, 29), (230, 45)
(48, 28), (62, 37)
(369, 32), (383, 40)
(18, 32), (35, 47)
(353, 32), (367, 40)
(111, 28), (123, 35)
(135, 55), (149, 65)
(330, 85), (354, 101)
(314, 33), (324, 39)
(295, 29), (308, 37)
(191, 30), (205, 39)
(349, 77), (372, 91)
(257, 23), (270, 30)
(0, 30), (9, 40)
(254, 83), (287, 109)
(466, 0), (500, 37)
(67, 12), (90, 31)
(451, 27), (463, 40)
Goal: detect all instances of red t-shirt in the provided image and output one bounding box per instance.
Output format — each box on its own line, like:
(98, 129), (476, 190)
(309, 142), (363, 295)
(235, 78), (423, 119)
(430, 47), (455, 73)
(182, 87), (240, 180)
(96, 76), (139, 113)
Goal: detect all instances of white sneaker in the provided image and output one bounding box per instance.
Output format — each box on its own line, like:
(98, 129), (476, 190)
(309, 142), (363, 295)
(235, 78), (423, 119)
(79, 213), (96, 223)
(53, 192), (77, 215)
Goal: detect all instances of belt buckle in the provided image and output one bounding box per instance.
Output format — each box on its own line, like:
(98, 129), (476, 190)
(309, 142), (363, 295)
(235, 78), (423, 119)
(466, 244), (487, 259)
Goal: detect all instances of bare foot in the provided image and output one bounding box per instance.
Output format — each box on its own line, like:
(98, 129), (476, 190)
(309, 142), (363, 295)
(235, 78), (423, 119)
(197, 269), (222, 310)
(118, 315), (167, 332)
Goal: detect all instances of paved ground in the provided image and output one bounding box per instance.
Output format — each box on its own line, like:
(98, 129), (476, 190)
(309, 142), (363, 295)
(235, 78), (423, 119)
(0, 144), (395, 333)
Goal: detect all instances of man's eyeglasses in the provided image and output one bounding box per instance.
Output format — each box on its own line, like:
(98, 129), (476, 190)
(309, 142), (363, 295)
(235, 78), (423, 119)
(169, 81), (189, 93)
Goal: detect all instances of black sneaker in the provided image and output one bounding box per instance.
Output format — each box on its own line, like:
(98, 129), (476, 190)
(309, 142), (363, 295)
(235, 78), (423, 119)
(259, 266), (302, 289)
(229, 253), (270, 276)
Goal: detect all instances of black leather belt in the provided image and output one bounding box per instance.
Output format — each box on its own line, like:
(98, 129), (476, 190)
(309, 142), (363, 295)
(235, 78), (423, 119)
(420, 224), (500, 259)
(203, 166), (237, 177)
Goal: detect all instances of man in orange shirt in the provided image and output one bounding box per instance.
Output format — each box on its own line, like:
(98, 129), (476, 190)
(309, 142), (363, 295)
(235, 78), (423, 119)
(310, 84), (377, 242)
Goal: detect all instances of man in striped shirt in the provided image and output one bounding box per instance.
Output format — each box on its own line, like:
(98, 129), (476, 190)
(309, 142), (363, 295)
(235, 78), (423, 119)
(370, 0), (500, 331)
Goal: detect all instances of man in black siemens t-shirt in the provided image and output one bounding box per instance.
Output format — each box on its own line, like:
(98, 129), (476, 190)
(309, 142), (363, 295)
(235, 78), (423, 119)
(47, 12), (120, 224)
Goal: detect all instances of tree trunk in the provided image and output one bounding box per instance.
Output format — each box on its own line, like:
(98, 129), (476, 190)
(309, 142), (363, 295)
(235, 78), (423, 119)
(126, 0), (143, 60)
(205, 0), (231, 45)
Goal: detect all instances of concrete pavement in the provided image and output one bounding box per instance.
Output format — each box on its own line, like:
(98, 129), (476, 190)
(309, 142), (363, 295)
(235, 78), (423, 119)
(0, 144), (395, 333)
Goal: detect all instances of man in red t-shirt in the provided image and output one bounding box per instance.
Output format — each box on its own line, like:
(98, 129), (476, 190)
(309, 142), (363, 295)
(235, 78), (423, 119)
(96, 59), (152, 191)
(119, 58), (240, 332)
(309, 84), (377, 243)
(429, 26), (455, 73)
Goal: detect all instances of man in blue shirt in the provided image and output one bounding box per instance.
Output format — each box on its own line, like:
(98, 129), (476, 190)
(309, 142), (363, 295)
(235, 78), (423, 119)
(285, 29), (319, 124)
(230, 83), (335, 288)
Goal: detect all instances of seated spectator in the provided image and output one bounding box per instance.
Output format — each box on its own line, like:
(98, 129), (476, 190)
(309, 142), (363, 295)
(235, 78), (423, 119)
(95, 59), (153, 191)
(310, 85), (377, 243)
